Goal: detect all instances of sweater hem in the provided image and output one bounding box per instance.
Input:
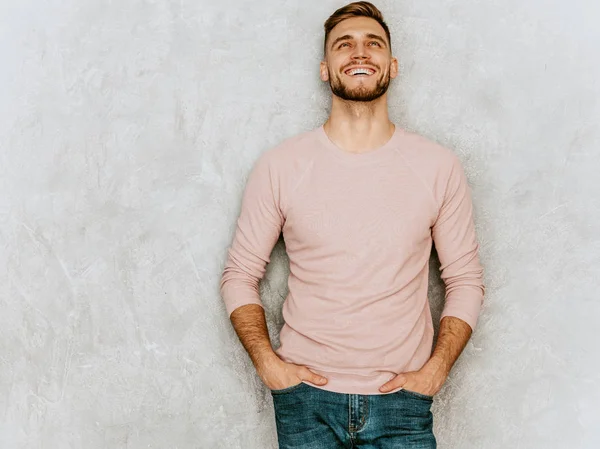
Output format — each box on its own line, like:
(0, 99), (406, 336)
(300, 367), (404, 395)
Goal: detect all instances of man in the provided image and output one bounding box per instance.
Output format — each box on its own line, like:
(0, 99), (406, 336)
(219, 1), (485, 447)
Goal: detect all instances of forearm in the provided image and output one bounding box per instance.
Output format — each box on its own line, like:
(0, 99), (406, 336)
(424, 315), (473, 377)
(229, 304), (278, 371)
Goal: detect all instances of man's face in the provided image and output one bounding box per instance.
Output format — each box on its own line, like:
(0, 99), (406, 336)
(321, 17), (398, 102)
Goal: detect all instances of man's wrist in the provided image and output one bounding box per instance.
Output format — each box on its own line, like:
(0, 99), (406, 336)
(423, 356), (451, 378)
(254, 349), (280, 372)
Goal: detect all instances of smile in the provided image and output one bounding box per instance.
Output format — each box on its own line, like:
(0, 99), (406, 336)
(344, 67), (376, 77)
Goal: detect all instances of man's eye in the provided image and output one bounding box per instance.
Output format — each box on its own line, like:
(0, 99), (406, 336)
(338, 41), (380, 48)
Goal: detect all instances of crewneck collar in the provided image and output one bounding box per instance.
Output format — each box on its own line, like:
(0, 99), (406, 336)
(315, 123), (403, 166)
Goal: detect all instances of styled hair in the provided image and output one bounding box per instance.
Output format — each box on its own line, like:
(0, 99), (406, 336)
(323, 1), (392, 57)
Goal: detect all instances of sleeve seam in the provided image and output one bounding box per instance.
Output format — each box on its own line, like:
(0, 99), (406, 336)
(396, 150), (439, 215)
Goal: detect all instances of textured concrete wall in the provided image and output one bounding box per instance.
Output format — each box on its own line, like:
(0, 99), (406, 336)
(1, 0), (598, 448)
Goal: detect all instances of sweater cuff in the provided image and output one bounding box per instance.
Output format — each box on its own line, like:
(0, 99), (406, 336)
(439, 288), (483, 332)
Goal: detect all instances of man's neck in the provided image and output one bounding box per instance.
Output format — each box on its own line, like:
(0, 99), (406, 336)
(324, 94), (394, 154)
(323, 117), (395, 155)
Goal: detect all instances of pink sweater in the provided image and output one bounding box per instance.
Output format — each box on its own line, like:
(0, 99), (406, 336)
(219, 124), (485, 395)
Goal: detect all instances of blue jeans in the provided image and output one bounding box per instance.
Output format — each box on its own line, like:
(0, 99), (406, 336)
(270, 381), (436, 448)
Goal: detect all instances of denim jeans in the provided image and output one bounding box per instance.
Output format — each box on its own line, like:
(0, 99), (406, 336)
(270, 381), (436, 449)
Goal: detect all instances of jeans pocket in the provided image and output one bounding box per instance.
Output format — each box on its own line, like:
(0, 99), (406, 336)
(400, 388), (434, 401)
(270, 381), (305, 395)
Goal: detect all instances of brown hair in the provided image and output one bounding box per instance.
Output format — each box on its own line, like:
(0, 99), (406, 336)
(323, 1), (392, 57)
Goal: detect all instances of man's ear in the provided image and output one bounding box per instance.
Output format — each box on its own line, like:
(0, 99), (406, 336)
(390, 57), (399, 79)
(320, 60), (329, 81)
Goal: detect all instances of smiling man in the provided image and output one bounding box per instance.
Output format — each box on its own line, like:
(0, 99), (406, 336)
(219, 1), (486, 447)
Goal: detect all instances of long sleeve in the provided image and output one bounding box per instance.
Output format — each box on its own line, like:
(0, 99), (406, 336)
(214, 124), (489, 394)
(431, 155), (486, 332)
(219, 151), (285, 317)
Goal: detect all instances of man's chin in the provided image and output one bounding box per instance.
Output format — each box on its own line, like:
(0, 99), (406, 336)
(334, 89), (386, 102)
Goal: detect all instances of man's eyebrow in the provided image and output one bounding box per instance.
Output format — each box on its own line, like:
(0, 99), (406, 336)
(330, 33), (388, 49)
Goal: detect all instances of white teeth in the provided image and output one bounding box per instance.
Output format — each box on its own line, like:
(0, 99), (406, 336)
(346, 68), (374, 76)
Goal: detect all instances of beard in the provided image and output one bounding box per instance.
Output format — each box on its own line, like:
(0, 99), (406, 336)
(329, 67), (391, 102)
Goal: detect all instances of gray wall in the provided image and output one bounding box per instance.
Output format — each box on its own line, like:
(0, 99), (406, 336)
(1, 0), (598, 447)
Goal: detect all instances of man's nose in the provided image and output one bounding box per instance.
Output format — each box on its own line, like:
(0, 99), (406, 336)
(352, 53), (368, 60)
(351, 45), (369, 59)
